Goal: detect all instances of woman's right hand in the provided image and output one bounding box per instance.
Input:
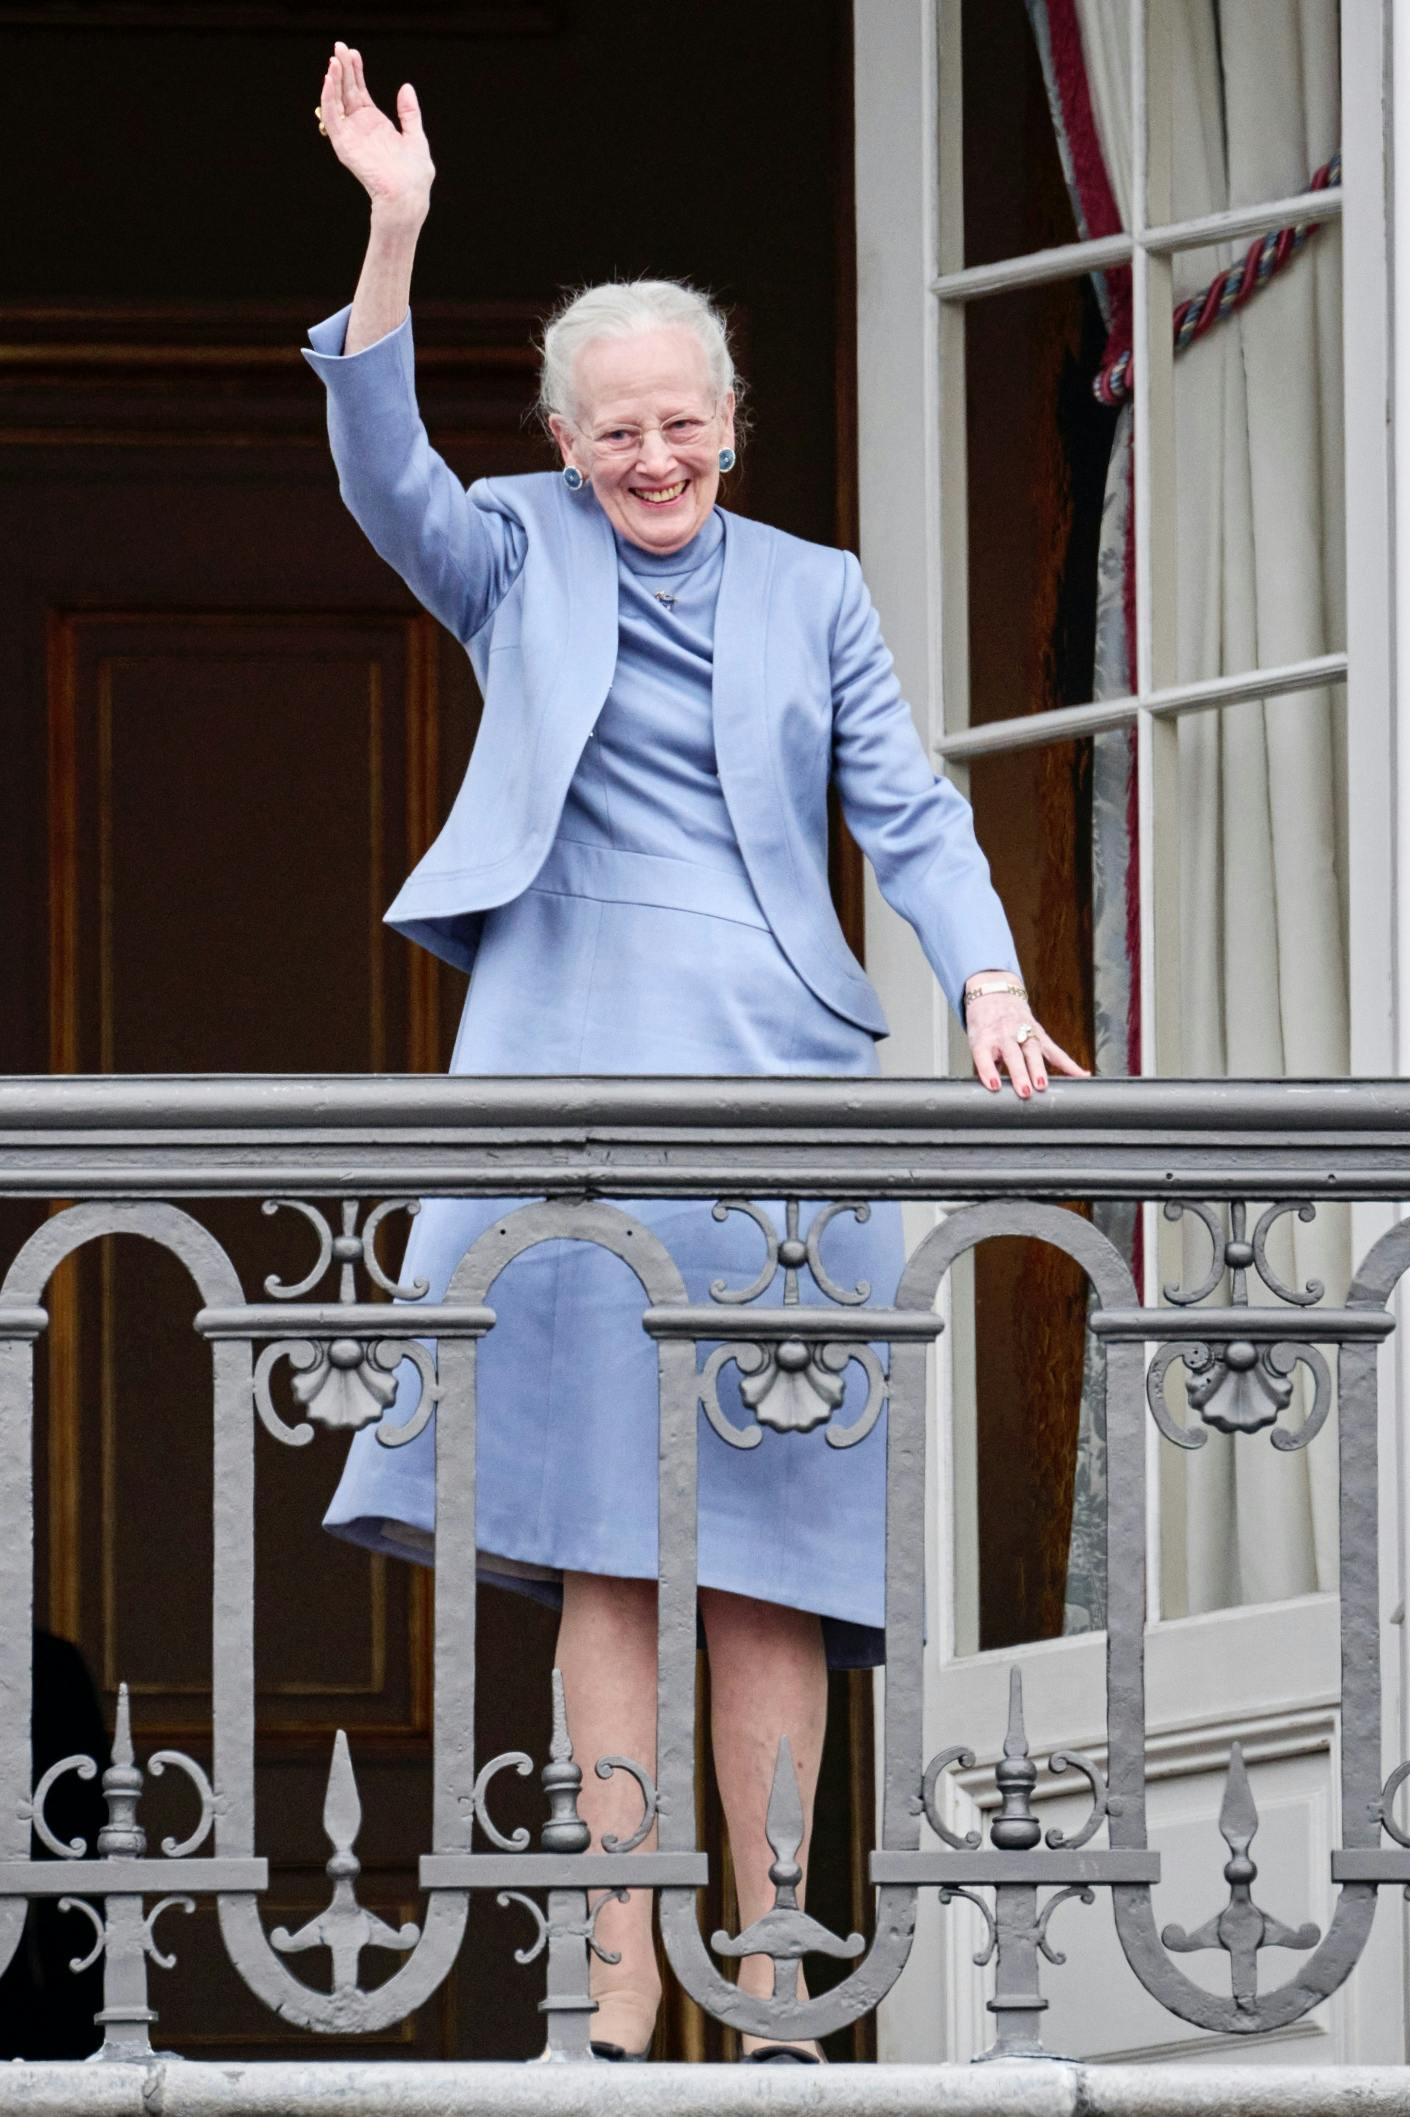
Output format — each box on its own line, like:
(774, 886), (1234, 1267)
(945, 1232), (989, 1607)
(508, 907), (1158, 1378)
(318, 41), (435, 222)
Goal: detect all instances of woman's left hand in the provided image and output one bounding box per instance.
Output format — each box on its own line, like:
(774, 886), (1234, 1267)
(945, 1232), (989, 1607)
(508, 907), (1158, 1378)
(963, 989), (1089, 1098)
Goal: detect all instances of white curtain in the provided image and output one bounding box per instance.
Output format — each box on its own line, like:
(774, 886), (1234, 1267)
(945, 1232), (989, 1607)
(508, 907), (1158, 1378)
(1076, 0), (1346, 1612)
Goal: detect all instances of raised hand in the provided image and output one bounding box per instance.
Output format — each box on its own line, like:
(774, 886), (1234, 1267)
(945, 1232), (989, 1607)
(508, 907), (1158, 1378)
(317, 41), (435, 221)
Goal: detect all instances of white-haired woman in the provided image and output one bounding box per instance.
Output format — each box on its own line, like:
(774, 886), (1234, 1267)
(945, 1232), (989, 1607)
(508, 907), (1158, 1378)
(306, 43), (1084, 2066)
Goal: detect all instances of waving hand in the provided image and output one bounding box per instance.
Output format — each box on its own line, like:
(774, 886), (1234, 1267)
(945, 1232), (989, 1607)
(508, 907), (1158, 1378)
(318, 41), (435, 221)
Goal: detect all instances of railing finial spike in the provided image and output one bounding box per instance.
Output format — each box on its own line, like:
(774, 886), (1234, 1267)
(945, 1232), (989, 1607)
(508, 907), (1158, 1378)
(991, 1668), (1040, 1853)
(541, 1672), (590, 1855)
(112, 1681), (134, 1770)
(322, 1728), (362, 1858)
(764, 1735), (804, 1881)
(549, 1667), (572, 1765)
(1003, 1665), (1028, 1760)
(1219, 1741), (1258, 1860)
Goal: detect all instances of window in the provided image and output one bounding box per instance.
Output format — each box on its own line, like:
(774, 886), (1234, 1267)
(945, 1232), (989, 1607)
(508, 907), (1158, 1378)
(863, 0), (1379, 1651)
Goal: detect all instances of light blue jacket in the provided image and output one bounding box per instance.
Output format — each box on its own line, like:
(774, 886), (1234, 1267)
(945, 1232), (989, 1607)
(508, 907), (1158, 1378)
(301, 305), (1019, 1034)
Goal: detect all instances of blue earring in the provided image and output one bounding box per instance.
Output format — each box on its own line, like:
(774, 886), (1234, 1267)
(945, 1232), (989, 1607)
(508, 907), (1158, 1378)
(562, 464), (585, 491)
(718, 446), (736, 473)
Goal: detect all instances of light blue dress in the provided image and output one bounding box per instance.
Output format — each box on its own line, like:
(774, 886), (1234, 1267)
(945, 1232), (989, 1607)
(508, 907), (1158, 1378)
(324, 506), (902, 1668)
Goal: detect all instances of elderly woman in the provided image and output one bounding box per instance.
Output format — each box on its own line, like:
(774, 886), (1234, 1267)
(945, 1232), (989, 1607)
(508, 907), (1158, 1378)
(305, 43), (1081, 2066)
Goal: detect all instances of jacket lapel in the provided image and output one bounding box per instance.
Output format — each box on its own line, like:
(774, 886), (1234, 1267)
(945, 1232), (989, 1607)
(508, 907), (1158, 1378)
(549, 482), (620, 760)
(712, 509), (780, 879)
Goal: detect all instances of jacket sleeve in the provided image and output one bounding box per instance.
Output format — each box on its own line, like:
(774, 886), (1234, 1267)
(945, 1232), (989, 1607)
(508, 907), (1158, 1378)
(829, 548), (1021, 1020)
(301, 304), (525, 643)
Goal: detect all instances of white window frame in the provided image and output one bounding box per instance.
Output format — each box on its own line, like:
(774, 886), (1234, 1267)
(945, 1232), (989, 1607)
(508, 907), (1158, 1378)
(856, 1), (1409, 2058)
(857, 0), (1396, 1643)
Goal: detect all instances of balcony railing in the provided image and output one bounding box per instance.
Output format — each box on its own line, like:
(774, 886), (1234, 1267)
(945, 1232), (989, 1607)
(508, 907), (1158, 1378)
(1, 1075), (1410, 2110)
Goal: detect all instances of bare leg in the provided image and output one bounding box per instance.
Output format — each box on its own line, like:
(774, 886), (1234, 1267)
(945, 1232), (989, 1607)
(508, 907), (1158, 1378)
(700, 1587), (829, 2061)
(555, 1576), (830, 2062)
(554, 1571), (662, 2055)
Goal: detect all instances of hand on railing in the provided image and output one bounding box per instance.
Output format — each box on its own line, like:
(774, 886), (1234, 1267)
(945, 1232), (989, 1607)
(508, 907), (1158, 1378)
(961, 977), (1089, 1098)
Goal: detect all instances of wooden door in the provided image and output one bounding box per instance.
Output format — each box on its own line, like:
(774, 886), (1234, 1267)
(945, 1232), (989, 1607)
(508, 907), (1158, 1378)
(0, 296), (561, 2059)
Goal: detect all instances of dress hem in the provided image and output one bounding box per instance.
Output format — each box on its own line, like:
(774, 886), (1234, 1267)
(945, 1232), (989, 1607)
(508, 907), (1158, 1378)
(322, 1508), (887, 1669)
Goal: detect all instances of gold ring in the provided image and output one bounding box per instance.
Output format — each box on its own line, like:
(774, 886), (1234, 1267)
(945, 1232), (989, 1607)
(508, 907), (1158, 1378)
(1015, 1024), (1037, 1045)
(315, 104), (328, 135)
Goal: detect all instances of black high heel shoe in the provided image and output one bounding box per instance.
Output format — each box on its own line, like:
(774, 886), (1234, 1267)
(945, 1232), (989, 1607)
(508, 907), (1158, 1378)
(591, 2039), (651, 2061)
(739, 2044), (823, 2064)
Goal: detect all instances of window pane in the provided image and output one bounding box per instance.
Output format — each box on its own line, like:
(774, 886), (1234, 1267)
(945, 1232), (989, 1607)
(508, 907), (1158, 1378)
(1167, 686), (1348, 1079)
(961, 280), (1124, 730)
(960, 0), (1112, 273)
(1168, 221), (1345, 681)
(1162, 0), (1340, 226)
(968, 737), (1095, 1065)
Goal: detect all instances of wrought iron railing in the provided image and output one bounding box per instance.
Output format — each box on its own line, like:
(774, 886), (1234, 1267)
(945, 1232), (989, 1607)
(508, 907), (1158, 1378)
(1, 1075), (1408, 2068)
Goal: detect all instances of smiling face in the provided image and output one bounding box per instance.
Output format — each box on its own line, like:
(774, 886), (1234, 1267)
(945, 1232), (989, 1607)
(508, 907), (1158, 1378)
(548, 325), (736, 555)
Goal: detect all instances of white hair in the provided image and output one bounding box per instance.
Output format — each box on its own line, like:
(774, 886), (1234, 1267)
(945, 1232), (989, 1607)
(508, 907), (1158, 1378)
(535, 277), (741, 432)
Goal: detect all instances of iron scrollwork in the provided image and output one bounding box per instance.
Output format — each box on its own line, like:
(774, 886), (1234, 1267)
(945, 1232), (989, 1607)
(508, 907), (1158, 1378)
(595, 1755), (661, 1856)
(699, 1199), (888, 1447)
(1380, 1760), (1410, 1855)
(495, 1886), (630, 1969)
(910, 1746), (981, 1852)
(253, 1197), (442, 1446)
(1146, 1200), (1333, 1450)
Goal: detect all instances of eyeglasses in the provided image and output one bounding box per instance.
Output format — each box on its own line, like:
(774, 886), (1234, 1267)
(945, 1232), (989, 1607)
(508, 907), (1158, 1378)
(587, 414), (716, 459)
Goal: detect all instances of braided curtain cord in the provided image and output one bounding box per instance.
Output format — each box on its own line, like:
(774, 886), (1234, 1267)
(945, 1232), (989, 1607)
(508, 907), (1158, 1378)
(1093, 152), (1341, 407)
